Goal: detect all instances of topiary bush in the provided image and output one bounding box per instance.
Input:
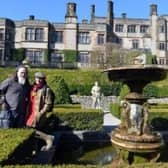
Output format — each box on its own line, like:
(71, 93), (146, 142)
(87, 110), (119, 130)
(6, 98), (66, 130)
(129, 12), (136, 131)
(51, 76), (71, 104)
(110, 102), (120, 118)
(119, 84), (130, 101)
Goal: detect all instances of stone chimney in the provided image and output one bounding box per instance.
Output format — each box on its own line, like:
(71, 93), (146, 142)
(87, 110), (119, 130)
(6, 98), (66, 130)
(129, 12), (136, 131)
(29, 15), (35, 20)
(65, 3), (77, 18)
(150, 4), (158, 56)
(107, 0), (114, 26)
(150, 4), (157, 16)
(121, 13), (127, 19)
(91, 4), (95, 20)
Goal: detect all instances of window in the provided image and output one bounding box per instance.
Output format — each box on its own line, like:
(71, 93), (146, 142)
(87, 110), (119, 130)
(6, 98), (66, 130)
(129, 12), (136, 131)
(78, 52), (89, 64)
(35, 28), (43, 41)
(132, 40), (139, 49)
(0, 49), (3, 57)
(26, 50), (43, 64)
(25, 28), (44, 41)
(50, 52), (64, 62)
(127, 25), (136, 33)
(140, 25), (149, 33)
(160, 25), (165, 33)
(115, 24), (124, 32)
(0, 49), (3, 64)
(159, 58), (165, 65)
(0, 29), (4, 41)
(51, 31), (63, 43)
(159, 42), (165, 50)
(97, 34), (104, 45)
(78, 32), (90, 44)
(26, 28), (34, 41)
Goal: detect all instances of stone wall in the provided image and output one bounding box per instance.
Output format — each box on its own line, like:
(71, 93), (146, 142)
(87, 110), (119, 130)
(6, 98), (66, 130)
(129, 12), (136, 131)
(148, 97), (168, 104)
(70, 95), (119, 110)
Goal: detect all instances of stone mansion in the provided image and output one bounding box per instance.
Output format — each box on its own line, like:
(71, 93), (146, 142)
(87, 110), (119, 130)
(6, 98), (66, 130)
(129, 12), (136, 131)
(0, 1), (167, 68)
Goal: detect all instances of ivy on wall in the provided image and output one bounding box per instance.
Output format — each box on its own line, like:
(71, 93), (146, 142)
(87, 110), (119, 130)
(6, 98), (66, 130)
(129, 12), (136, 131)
(43, 49), (49, 63)
(63, 50), (77, 62)
(12, 48), (25, 62)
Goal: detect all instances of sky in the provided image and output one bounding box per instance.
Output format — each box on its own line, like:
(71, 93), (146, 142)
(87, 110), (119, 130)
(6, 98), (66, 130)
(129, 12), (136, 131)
(0, 0), (167, 23)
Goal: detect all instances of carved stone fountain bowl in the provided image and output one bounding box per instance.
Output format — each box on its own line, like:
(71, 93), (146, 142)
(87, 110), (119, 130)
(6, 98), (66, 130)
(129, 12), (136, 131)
(111, 128), (162, 153)
(104, 65), (167, 83)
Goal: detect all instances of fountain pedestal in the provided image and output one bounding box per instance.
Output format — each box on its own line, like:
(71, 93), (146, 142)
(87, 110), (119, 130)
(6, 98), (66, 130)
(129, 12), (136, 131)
(104, 65), (167, 164)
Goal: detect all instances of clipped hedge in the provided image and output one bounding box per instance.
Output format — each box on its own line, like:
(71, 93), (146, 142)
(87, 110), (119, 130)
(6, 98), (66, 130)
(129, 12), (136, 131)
(143, 84), (159, 98)
(4, 163), (168, 168)
(4, 164), (112, 168)
(149, 112), (168, 131)
(69, 83), (121, 96)
(0, 129), (34, 165)
(45, 105), (103, 131)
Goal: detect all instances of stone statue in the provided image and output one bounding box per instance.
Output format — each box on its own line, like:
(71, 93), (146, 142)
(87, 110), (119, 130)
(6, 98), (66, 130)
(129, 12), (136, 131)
(91, 81), (101, 109)
(142, 103), (151, 134)
(129, 103), (143, 135)
(119, 101), (150, 136)
(119, 101), (131, 131)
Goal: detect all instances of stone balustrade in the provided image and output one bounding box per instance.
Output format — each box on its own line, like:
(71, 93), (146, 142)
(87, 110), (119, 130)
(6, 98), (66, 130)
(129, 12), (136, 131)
(70, 95), (119, 110)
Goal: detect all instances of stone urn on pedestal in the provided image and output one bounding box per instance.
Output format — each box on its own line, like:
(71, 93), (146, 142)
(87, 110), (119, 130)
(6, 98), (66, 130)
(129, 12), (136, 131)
(104, 65), (167, 165)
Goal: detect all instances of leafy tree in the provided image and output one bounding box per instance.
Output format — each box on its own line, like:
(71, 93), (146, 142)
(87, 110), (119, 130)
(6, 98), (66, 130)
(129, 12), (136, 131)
(91, 42), (153, 68)
(91, 43), (122, 69)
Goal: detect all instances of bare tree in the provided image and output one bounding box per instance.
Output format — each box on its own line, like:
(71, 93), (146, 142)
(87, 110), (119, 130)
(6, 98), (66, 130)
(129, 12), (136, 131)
(91, 42), (122, 69)
(91, 45), (106, 69)
(91, 42), (147, 69)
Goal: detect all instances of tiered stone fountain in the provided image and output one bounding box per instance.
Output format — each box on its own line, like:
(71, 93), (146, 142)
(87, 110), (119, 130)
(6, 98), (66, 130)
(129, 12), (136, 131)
(104, 65), (167, 165)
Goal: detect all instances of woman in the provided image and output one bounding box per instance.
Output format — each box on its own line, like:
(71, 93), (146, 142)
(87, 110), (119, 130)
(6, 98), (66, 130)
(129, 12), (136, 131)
(26, 72), (54, 151)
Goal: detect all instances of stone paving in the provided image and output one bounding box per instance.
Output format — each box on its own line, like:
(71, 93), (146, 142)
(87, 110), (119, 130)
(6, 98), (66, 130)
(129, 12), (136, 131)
(103, 110), (121, 132)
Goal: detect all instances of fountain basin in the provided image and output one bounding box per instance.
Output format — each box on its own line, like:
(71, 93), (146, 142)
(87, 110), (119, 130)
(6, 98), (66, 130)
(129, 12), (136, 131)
(111, 130), (161, 153)
(104, 65), (167, 93)
(104, 65), (167, 82)
(104, 65), (168, 164)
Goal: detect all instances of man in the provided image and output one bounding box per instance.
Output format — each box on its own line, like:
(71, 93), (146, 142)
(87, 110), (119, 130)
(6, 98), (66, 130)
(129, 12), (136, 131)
(0, 65), (30, 128)
(26, 72), (54, 151)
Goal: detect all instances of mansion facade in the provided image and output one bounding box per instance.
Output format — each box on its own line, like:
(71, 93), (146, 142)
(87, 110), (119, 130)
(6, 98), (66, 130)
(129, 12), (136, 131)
(0, 1), (168, 67)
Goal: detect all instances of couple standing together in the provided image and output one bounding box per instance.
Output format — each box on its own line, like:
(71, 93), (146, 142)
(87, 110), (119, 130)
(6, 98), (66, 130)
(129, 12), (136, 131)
(0, 65), (54, 151)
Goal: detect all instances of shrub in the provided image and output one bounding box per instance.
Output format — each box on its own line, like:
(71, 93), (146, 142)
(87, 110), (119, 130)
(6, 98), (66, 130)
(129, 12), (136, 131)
(75, 84), (92, 96)
(51, 76), (71, 104)
(63, 50), (77, 62)
(69, 83), (121, 96)
(0, 129), (34, 165)
(45, 105), (103, 131)
(119, 84), (130, 101)
(158, 86), (168, 97)
(149, 112), (168, 131)
(110, 102), (120, 118)
(101, 82), (121, 96)
(143, 84), (159, 98)
(12, 48), (25, 62)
